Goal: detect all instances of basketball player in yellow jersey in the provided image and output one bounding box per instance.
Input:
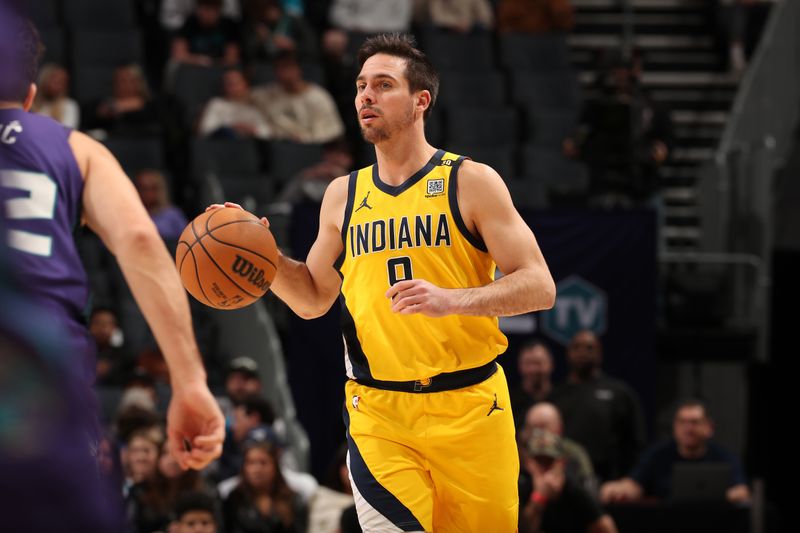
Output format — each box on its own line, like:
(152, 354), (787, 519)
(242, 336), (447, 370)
(212, 34), (555, 531)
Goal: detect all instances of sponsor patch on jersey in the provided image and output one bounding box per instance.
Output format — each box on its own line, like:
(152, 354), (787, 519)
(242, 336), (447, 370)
(426, 178), (445, 197)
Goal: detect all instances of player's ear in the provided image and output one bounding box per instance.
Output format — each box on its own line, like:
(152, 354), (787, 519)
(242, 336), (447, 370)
(22, 83), (37, 112)
(416, 90), (431, 118)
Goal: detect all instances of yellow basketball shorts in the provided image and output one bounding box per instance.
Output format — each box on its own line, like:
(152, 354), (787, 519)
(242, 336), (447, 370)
(343, 363), (519, 533)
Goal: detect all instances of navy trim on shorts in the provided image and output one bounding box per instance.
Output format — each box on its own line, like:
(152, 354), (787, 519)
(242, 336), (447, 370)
(448, 156), (489, 253)
(355, 360), (498, 393)
(343, 405), (425, 532)
(372, 149), (445, 196)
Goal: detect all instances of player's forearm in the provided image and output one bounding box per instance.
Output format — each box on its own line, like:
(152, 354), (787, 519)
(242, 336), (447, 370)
(114, 228), (206, 387)
(448, 267), (555, 317)
(270, 254), (335, 319)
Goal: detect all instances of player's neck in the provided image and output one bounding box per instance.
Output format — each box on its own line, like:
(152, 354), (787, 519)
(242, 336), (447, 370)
(374, 129), (436, 186)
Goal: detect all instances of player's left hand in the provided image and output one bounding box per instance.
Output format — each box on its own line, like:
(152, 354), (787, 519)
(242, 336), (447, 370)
(386, 279), (455, 317)
(166, 380), (226, 470)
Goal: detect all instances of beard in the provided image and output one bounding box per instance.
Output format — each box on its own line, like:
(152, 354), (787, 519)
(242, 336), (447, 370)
(573, 360), (597, 381)
(360, 104), (415, 144)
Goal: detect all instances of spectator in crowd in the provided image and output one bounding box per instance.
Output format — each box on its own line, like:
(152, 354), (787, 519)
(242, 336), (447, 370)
(124, 426), (179, 533)
(243, 0), (318, 64)
(307, 444), (354, 533)
(199, 69), (272, 140)
(161, 0), (242, 32)
(496, 0), (575, 33)
(519, 429), (618, 533)
(223, 441), (309, 533)
(173, 491), (220, 533)
(32, 64), (79, 129)
(277, 139), (353, 204)
(521, 402), (597, 494)
(84, 64), (160, 136)
(549, 330), (646, 482)
(564, 52), (674, 207)
(134, 169), (189, 242)
(218, 394), (281, 479)
(225, 356), (264, 407)
(322, 0), (413, 61)
(90, 306), (136, 386)
(510, 339), (554, 428)
(171, 0), (241, 67)
(413, 0), (494, 33)
(252, 52), (345, 144)
(600, 399), (751, 504)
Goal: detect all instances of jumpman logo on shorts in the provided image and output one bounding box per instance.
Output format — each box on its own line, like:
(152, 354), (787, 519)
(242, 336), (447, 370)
(355, 191), (372, 212)
(486, 394), (504, 416)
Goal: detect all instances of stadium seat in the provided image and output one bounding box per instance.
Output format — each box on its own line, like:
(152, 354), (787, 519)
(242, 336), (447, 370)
(38, 27), (67, 65)
(267, 141), (324, 183)
(26, 0), (61, 29)
(425, 109), (445, 147)
(71, 30), (143, 66)
(520, 146), (589, 198)
(218, 176), (276, 209)
(421, 30), (494, 72)
(72, 65), (116, 104)
(445, 108), (518, 147)
(170, 64), (226, 126)
(448, 145), (517, 181)
(525, 106), (578, 149)
(511, 70), (581, 111)
(63, 0), (136, 29)
(500, 33), (571, 71)
(192, 138), (262, 178)
(104, 137), (165, 175)
(437, 71), (507, 109)
(249, 62), (325, 87)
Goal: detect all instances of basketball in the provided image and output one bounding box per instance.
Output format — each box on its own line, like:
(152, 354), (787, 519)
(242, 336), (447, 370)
(175, 207), (278, 310)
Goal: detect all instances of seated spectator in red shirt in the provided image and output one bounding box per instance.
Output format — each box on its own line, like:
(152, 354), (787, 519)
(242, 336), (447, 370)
(600, 399), (751, 505)
(171, 0), (241, 67)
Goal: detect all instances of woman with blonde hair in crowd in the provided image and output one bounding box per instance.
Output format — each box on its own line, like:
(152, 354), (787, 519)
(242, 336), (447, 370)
(85, 64), (161, 136)
(32, 63), (80, 128)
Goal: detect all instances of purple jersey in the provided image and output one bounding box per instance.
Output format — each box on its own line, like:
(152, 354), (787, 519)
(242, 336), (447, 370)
(0, 108), (95, 385)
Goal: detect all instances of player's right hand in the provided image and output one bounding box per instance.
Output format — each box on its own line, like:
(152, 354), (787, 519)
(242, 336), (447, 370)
(166, 380), (226, 471)
(205, 202), (270, 228)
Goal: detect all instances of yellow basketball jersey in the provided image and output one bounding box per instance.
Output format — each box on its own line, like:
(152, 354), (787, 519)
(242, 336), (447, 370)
(338, 149), (508, 382)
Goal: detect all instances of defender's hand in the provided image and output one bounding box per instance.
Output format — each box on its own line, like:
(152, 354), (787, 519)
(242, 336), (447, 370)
(205, 202), (269, 228)
(166, 381), (225, 470)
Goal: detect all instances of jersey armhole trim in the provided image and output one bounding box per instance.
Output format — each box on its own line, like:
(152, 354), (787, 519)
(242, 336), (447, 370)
(448, 157), (488, 253)
(335, 170), (358, 273)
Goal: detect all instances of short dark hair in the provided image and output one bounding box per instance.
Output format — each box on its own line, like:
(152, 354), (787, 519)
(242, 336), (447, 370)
(0, 7), (43, 102)
(519, 339), (552, 355)
(357, 33), (439, 120)
(241, 394), (275, 425)
(174, 491), (216, 520)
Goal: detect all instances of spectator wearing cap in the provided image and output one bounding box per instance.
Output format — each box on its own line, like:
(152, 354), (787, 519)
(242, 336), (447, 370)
(521, 402), (597, 495)
(520, 429), (618, 533)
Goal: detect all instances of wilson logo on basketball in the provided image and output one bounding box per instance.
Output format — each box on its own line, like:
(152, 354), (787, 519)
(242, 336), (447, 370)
(231, 255), (270, 291)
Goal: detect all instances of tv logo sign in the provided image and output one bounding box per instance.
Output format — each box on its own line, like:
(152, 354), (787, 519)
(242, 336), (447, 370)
(542, 276), (607, 345)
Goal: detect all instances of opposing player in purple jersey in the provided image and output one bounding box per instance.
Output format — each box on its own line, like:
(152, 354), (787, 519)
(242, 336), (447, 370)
(0, 6), (224, 470)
